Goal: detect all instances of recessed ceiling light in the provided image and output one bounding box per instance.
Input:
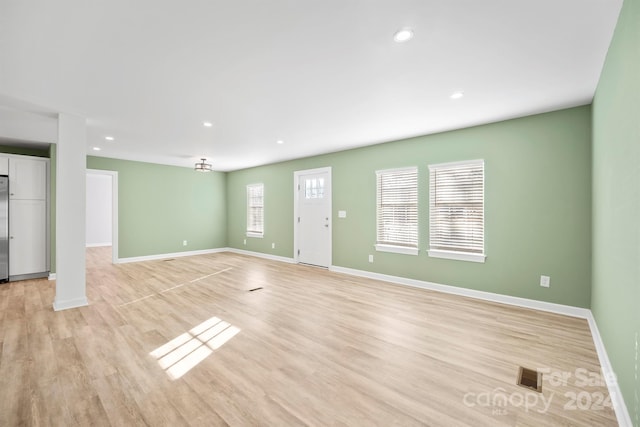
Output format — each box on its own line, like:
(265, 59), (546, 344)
(104, 136), (114, 141)
(450, 91), (464, 100)
(203, 121), (213, 127)
(92, 147), (101, 151)
(393, 28), (414, 43)
(276, 140), (284, 145)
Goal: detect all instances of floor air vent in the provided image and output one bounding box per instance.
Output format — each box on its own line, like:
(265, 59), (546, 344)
(517, 367), (542, 393)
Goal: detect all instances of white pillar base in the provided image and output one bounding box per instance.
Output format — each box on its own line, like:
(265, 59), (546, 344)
(53, 296), (88, 311)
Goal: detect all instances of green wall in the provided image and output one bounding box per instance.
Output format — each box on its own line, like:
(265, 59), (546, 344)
(592, 0), (640, 423)
(227, 106), (592, 307)
(87, 156), (227, 259)
(0, 144), (48, 157)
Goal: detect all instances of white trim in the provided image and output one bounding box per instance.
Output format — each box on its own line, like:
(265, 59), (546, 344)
(86, 169), (118, 264)
(586, 312), (633, 427)
(225, 247), (296, 264)
(375, 244), (419, 256)
(53, 296), (88, 311)
(246, 182), (264, 237)
(329, 265), (590, 318)
(1, 152), (49, 162)
(46, 158), (51, 272)
(427, 249), (486, 263)
(48, 273), (56, 281)
(86, 242), (112, 248)
(117, 247), (296, 265)
(293, 166), (334, 176)
(116, 248), (227, 264)
(111, 171), (118, 264)
(293, 166), (332, 266)
(375, 165), (418, 174)
(427, 158), (484, 170)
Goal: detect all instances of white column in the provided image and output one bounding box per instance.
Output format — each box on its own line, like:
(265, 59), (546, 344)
(53, 112), (88, 311)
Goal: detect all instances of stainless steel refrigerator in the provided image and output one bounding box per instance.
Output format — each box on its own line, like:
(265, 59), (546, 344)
(0, 176), (8, 282)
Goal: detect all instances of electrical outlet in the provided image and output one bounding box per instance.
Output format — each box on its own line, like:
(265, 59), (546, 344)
(183, 240), (187, 246)
(243, 239), (247, 245)
(540, 275), (550, 288)
(368, 254), (374, 263)
(272, 243), (275, 249)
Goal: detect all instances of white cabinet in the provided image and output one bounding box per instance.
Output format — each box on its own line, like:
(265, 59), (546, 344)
(5, 155), (49, 279)
(9, 157), (47, 200)
(0, 156), (8, 176)
(9, 199), (46, 276)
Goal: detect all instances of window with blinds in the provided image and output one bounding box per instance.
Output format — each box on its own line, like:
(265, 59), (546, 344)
(375, 167), (419, 255)
(246, 183), (264, 237)
(428, 160), (485, 262)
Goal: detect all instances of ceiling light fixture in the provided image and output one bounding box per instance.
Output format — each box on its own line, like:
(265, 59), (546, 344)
(450, 91), (464, 99)
(105, 136), (114, 141)
(93, 147), (101, 151)
(203, 121), (213, 127)
(194, 158), (212, 172)
(393, 28), (414, 43)
(276, 140), (284, 145)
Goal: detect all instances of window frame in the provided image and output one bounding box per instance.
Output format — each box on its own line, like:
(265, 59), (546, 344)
(375, 166), (419, 256)
(428, 159), (485, 263)
(246, 183), (264, 238)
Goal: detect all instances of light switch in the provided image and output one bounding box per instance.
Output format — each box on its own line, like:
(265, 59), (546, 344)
(338, 210), (347, 218)
(540, 275), (550, 288)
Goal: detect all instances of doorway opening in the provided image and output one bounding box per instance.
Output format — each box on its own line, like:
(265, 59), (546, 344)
(86, 169), (118, 264)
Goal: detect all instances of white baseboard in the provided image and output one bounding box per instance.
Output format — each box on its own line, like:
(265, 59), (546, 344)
(586, 313), (633, 427)
(329, 265), (590, 318)
(225, 247), (296, 264)
(86, 243), (112, 248)
(48, 273), (56, 280)
(116, 248), (227, 264)
(53, 296), (88, 311)
(116, 246), (294, 265)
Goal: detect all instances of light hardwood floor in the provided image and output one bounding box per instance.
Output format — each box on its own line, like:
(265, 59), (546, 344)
(0, 247), (617, 426)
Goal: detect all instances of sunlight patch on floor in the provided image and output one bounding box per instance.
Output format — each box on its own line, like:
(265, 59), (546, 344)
(150, 316), (241, 380)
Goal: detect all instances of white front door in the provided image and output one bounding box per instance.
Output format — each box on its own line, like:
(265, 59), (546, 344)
(295, 168), (331, 267)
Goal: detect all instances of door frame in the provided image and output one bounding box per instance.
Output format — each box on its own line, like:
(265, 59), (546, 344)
(293, 166), (332, 266)
(86, 169), (119, 264)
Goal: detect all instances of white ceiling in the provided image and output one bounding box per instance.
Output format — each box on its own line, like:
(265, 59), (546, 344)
(0, 0), (622, 171)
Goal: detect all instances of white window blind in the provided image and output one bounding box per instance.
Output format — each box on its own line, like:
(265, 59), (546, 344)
(246, 184), (264, 236)
(376, 167), (418, 252)
(429, 160), (484, 260)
